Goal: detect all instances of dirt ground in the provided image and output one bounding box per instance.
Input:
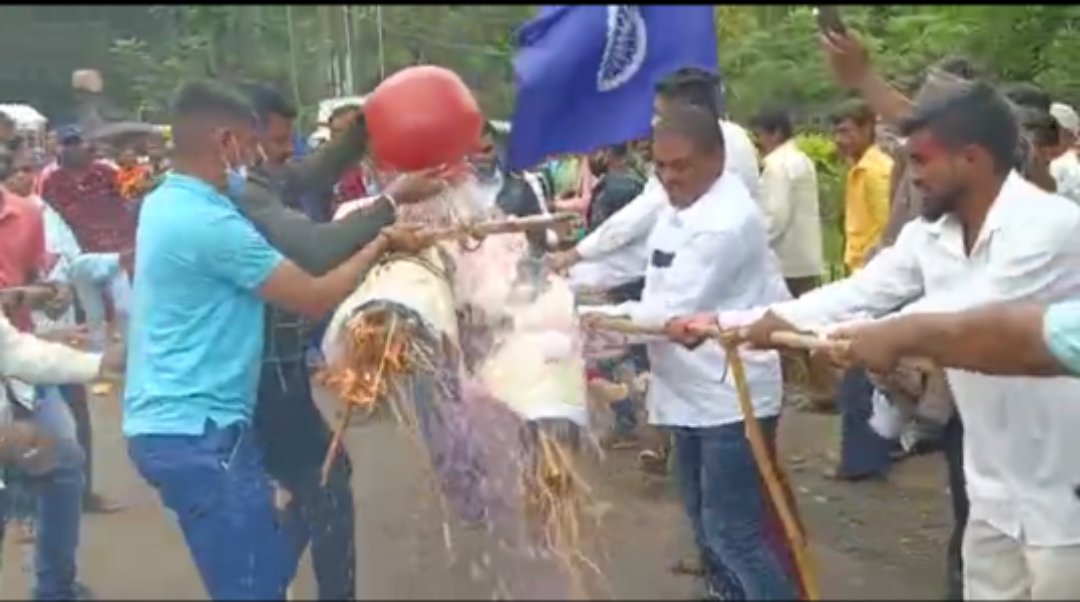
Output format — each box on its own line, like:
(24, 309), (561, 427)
(0, 384), (953, 600)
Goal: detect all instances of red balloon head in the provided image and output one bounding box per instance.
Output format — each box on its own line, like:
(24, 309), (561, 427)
(364, 65), (484, 173)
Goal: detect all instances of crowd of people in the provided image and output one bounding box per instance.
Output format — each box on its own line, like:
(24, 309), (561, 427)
(2, 22), (1080, 602)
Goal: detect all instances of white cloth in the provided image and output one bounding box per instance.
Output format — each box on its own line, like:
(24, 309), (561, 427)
(590, 171), (787, 428)
(1050, 149), (1080, 205)
(765, 171), (1080, 548)
(963, 516), (1080, 600)
(0, 311), (102, 424)
(757, 139), (824, 279)
(569, 119), (762, 292)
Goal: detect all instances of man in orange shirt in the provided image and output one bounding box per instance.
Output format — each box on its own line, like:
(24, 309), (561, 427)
(832, 98), (893, 274)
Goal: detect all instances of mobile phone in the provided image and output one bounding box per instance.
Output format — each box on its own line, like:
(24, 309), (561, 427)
(815, 5), (847, 35)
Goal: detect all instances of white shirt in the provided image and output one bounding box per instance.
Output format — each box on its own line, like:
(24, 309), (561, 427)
(767, 172), (1080, 547)
(758, 140), (824, 279)
(1050, 149), (1080, 205)
(0, 311), (101, 424)
(594, 172), (787, 427)
(570, 119), (762, 291)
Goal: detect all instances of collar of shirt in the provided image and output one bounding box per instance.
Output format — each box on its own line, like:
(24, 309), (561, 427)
(920, 171), (1025, 259)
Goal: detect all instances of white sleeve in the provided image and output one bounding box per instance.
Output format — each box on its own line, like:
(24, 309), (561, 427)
(757, 158), (793, 245)
(0, 313), (102, 385)
(768, 222), (926, 330)
(720, 121), (762, 202)
(575, 177), (664, 260)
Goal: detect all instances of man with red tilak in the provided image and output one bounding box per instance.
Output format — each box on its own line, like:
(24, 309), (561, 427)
(671, 82), (1080, 600)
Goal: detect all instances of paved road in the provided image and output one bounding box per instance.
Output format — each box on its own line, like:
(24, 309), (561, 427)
(1, 386), (951, 599)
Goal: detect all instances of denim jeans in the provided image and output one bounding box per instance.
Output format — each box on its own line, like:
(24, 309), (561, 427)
(671, 417), (800, 600)
(57, 385), (94, 503)
(128, 421), (291, 600)
(836, 368), (893, 478)
(21, 386), (87, 601)
(69, 253), (132, 350)
(255, 362), (356, 600)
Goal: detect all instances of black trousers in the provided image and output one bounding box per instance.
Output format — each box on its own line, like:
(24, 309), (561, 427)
(943, 415), (967, 600)
(254, 361), (357, 600)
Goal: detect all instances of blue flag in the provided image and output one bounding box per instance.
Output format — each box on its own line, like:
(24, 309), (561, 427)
(508, 5), (719, 170)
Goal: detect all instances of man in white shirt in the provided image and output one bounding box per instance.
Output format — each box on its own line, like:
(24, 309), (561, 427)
(748, 108), (824, 298)
(584, 105), (798, 600)
(549, 67), (761, 286)
(1049, 102), (1080, 204)
(674, 82), (1080, 600)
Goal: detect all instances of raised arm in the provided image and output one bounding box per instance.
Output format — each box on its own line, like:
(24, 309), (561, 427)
(280, 114), (368, 203)
(821, 30), (914, 129)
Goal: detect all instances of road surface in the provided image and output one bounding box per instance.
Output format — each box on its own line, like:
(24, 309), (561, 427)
(1, 385), (952, 599)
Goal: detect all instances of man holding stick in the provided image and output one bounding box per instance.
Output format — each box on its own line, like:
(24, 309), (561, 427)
(583, 104), (799, 600)
(671, 81), (1080, 599)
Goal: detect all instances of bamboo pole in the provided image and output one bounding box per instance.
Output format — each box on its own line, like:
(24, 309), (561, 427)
(425, 212), (580, 243)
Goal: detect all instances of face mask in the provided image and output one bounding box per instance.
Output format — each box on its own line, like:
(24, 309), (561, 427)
(226, 164), (248, 198)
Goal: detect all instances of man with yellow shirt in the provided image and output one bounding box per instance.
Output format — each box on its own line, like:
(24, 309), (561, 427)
(832, 99), (893, 273)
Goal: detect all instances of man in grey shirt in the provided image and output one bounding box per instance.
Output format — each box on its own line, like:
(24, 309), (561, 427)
(234, 83), (443, 600)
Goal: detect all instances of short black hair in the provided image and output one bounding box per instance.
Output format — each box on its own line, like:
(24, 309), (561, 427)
(830, 98), (876, 127)
(238, 82), (298, 125)
(900, 81), (1019, 175)
(1001, 82), (1051, 113)
(749, 107), (794, 140)
(654, 103), (725, 155)
(934, 56), (980, 81)
(655, 66), (723, 119)
(1024, 110), (1061, 149)
(328, 103), (361, 125)
(169, 80), (256, 151)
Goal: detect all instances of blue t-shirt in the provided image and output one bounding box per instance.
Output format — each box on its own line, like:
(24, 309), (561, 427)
(1043, 300), (1080, 375)
(123, 173), (284, 437)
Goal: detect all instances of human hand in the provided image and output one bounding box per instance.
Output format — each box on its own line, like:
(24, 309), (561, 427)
(384, 166), (452, 206)
(737, 310), (798, 350)
(38, 325), (91, 348)
(664, 313), (718, 349)
(380, 223), (436, 254)
(0, 420), (57, 476)
(546, 249), (581, 274)
(826, 319), (909, 374)
(820, 29), (872, 90)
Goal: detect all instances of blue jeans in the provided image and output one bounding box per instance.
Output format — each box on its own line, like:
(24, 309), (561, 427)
(9, 386), (87, 601)
(836, 368), (893, 478)
(255, 362), (355, 600)
(128, 421), (291, 600)
(671, 417), (800, 600)
(69, 253), (132, 350)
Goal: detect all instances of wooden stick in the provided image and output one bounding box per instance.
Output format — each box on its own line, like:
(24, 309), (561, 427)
(583, 315), (935, 371)
(426, 212), (580, 242)
(320, 314), (399, 487)
(720, 337), (820, 600)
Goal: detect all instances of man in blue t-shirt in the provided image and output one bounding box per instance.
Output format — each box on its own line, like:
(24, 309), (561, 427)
(124, 80), (428, 600)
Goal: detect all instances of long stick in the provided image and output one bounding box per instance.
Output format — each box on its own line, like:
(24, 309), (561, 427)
(320, 314), (399, 486)
(426, 212), (580, 242)
(582, 316), (934, 371)
(720, 337), (820, 600)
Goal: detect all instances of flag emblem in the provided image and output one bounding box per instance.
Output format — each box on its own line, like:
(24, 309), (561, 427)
(598, 5), (648, 93)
